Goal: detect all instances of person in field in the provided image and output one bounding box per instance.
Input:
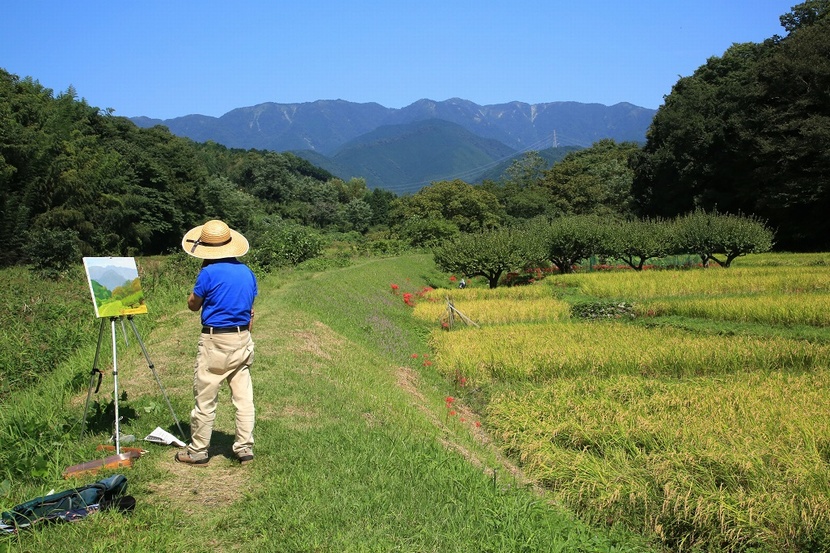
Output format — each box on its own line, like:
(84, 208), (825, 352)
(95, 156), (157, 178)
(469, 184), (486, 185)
(175, 219), (257, 466)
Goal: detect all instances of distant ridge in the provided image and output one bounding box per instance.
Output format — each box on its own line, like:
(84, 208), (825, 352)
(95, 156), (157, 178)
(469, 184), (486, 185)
(132, 98), (655, 192)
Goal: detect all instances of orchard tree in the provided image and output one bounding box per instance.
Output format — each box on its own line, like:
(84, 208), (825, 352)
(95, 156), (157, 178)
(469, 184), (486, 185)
(707, 212), (774, 267)
(604, 218), (673, 271)
(673, 209), (774, 267)
(534, 215), (607, 274)
(432, 226), (544, 288)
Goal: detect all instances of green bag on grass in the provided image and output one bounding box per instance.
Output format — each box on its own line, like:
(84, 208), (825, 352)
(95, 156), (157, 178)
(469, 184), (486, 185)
(1, 474), (133, 534)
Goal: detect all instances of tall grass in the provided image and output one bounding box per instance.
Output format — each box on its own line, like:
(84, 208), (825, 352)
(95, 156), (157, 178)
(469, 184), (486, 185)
(0, 267), (93, 395)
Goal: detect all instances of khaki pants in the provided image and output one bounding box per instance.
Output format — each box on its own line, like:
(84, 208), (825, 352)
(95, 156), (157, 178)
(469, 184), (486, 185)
(187, 330), (255, 458)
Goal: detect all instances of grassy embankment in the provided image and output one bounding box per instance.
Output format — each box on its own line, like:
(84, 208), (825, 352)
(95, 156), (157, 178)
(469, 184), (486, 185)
(0, 254), (653, 552)
(415, 253), (830, 552)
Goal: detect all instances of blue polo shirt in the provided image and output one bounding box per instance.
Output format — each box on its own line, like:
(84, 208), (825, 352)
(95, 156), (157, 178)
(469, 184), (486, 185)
(193, 258), (257, 328)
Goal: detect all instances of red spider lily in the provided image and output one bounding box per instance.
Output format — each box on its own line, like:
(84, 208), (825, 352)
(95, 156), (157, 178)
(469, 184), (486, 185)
(423, 360), (432, 366)
(417, 286), (434, 298)
(449, 410), (456, 416)
(445, 396), (455, 404)
(390, 283), (399, 294)
(410, 353), (419, 359)
(475, 421), (481, 428)
(449, 275), (457, 282)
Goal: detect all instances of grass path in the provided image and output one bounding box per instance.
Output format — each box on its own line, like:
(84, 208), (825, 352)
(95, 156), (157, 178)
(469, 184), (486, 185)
(3, 255), (654, 552)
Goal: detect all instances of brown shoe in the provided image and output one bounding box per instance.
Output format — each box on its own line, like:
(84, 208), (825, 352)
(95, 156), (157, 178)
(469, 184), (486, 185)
(175, 449), (209, 465)
(236, 448), (253, 465)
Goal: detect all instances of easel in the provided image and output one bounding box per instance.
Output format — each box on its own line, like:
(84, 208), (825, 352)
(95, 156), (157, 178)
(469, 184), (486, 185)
(79, 315), (184, 454)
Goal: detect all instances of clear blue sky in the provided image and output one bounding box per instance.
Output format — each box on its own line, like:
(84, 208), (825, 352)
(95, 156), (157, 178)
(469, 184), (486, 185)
(2, 1), (796, 120)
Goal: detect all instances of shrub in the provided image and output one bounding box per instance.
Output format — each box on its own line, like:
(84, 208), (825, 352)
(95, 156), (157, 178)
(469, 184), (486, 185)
(571, 300), (636, 320)
(248, 223), (324, 271)
(23, 227), (83, 280)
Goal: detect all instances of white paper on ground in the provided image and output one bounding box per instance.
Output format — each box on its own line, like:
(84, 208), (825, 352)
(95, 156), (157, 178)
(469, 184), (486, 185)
(144, 426), (186, 447)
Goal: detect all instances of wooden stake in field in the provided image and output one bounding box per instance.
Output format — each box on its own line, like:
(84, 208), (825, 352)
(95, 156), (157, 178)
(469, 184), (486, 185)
(442, 297), (478, 329)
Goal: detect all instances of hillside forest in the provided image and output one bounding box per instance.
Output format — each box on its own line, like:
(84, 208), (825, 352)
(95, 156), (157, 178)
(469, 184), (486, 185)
(0, 1), (828, 273)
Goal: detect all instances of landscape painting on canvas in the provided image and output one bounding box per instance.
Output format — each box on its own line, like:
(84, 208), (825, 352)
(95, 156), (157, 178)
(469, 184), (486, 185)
(82, 257), (148, 318)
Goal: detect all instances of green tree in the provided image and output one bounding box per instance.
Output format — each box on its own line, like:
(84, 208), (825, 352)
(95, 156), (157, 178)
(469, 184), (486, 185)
(200, 176), (260, 234)
(709, 212), (774, 267)
(396, 216), (459, 247)
(535, 215), (607, 274)
(432, 226), (544, 289)
(632, 3), (830, 250)
(541, 140), (639, 219)
(22, 227), (82, 279)
(293, 178), (343, 229)
(364, 187), (396, 227)
(391, 179), (503, 239)
(603, 218), (673, 271)
(500, 152), (552, 220)
(672, 209), (774, 267)
(342, 198), (373, 233)
(503, 151), (548, 190)
(248, 221), (324, 270)
(248, 151), (299, 204)
(780, 0), (830, 32)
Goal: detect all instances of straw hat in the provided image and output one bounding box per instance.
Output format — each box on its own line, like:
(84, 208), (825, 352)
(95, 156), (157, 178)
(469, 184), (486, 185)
(181, 220), (249, 259)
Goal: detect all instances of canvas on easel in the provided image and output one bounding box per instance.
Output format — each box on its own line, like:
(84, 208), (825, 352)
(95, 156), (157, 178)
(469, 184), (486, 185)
(79, 257), (183, 455)
(82, 257), (148, 318)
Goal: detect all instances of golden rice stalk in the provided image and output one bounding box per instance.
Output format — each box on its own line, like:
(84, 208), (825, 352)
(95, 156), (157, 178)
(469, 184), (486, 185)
(549, 266), (830, 301)
(638, 292), (830, 327)
(413, 297), (571, 325)
(429, 322), (830, 384)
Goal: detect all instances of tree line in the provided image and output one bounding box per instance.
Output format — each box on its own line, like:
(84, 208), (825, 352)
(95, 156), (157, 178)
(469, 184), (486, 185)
(433, 211), (774, 288)
(0, 1), (826, 276)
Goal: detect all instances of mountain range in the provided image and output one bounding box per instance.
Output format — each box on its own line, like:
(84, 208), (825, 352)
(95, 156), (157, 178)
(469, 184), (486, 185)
(85, 264), (138, 291)
(132, 98), (656, 193)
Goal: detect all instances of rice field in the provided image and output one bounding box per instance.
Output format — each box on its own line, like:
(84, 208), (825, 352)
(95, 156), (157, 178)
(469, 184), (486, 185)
(637, 292), (830, 327)
(430, 322), (830, 384)
(486, 371), (830, 551)
(424, 257), (830, 552)
(413, 290), (570, 326)
(551, 265), (830, 301)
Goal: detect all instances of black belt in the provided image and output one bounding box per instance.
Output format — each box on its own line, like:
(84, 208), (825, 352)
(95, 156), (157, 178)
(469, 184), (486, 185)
(201, 325), (247, 334)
